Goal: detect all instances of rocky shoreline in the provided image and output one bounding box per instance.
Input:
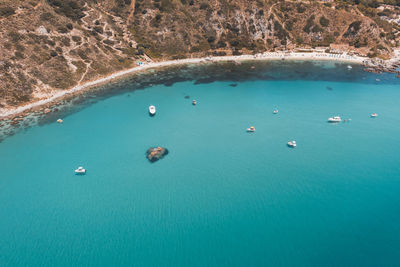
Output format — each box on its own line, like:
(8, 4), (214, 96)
(0, 52), (368, 119)
(362, 58), (400, 76)
(1, 54), (400, 142)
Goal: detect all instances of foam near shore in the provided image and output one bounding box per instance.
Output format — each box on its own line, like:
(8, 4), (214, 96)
(0, 52), (368, 118)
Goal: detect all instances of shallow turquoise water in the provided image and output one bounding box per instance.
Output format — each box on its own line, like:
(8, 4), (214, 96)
(1, 62), (400, 266)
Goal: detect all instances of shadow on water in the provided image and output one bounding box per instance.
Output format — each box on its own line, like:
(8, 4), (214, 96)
(1, 60), (399, 141)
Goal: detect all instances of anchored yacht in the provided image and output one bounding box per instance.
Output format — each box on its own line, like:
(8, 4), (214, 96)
(287, 141), (297, 148)
(328, 116), (341, 123)
(149, 105), (156, 116)
(75, 167), (86, 175)
(247, 126), (255, 132)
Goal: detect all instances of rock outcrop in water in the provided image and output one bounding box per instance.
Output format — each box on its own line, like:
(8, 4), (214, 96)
(146, 147), (169, 163)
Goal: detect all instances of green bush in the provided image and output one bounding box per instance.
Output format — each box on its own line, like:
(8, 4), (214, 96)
(57, 26), (69, 34)
(322, 34), (335, 45)
(161, 0), (175, 11)
(200, 3), (210, 10)
(274, 21), (288, 41)
(285, 21), (293, 31)
(60, 37), (71, 47)
(319, 16), (330, 27)
(14, 51), (25, 59)
(312, 25), (323, 33)
(296, 4), (306, 13)
(296, 36), (304, 44)
(0, 6), (15, 17)
(376, 44), (385, 50)
(343, 21), (362, 37)
(303, 15), (315, 33)
(94, 26), (104, 34)
(47, 0), (84, 20)
(72, 36), (81, 42)
(8, 31), (23, 43)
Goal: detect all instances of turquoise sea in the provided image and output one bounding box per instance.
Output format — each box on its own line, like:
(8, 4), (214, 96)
(1, 61), (400, 266)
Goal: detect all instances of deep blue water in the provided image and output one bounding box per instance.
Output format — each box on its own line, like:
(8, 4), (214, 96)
(1, 61), (400, 266)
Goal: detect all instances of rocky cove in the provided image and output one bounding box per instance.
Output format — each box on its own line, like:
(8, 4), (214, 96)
(1, 58), (399, 142)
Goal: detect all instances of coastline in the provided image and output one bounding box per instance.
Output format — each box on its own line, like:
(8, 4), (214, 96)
(0, 52), (370, 119)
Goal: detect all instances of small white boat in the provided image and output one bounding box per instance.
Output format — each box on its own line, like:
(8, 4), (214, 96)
(192, 100), (197, 105)
(287, 141), (297, 148)
(371, 113), (378, 118)
(247, 126), (255, 132)
(328, 116), (341, 123)
(347, 65), (353, 70)
(57, 119), (63, 123)
(149, 105), (156, 116)
(75, 166), (86, 175)
(273, 110), (278, 114)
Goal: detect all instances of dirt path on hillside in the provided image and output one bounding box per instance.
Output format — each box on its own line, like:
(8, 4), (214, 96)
(126, 0), (136, 24)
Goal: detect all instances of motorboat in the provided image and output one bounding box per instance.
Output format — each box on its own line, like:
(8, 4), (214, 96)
(192, 100), (197, 105)
(247, 126), (255, 132)
(347, 65), (352, 70)
(75, 166), (86, 175)
(149, 105), (156, 116)
(287, 141), (297, 148)
(273, 109), (278, 114)
(328, 116), (341, 123)
(371, 113), (378, 118)
(57, 119), (63, 123)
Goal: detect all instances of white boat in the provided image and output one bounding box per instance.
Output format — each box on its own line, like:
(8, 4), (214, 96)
(75, 166), (86, 175)
(192, 100), (197, 105)
(247, 126), (255, 132)
(273, 110), (278, 114)
(371, 113), (378, 118)
(328, 116), (341, 123)
(347, 65), (352, 69)
(287, 141), (297, 148)
(149, 105), (156, 116)
(57, 119), (63, 123)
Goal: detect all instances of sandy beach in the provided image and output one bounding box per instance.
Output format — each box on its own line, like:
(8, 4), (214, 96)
(0, 52), (368, 119)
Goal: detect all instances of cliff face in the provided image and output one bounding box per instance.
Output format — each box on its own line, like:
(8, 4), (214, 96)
(0, 0), (398, 109)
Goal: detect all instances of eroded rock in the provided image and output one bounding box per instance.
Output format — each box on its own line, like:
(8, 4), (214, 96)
(146, 147), (169, 163)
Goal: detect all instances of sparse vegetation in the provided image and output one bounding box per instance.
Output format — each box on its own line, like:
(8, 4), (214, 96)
(344, 21), (362, 37)
(0, 6), (15, 17)
(0, 0), (396, 108)
(47, 0), (84, 21)
(320, 16), (330, 27)
(303, 15), (316, 34)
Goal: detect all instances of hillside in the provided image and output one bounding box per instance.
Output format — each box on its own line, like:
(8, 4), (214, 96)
(0, 0), (399, 110)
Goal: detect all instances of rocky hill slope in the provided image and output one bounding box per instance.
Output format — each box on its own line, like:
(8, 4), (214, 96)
(0, 0), (399, 109)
